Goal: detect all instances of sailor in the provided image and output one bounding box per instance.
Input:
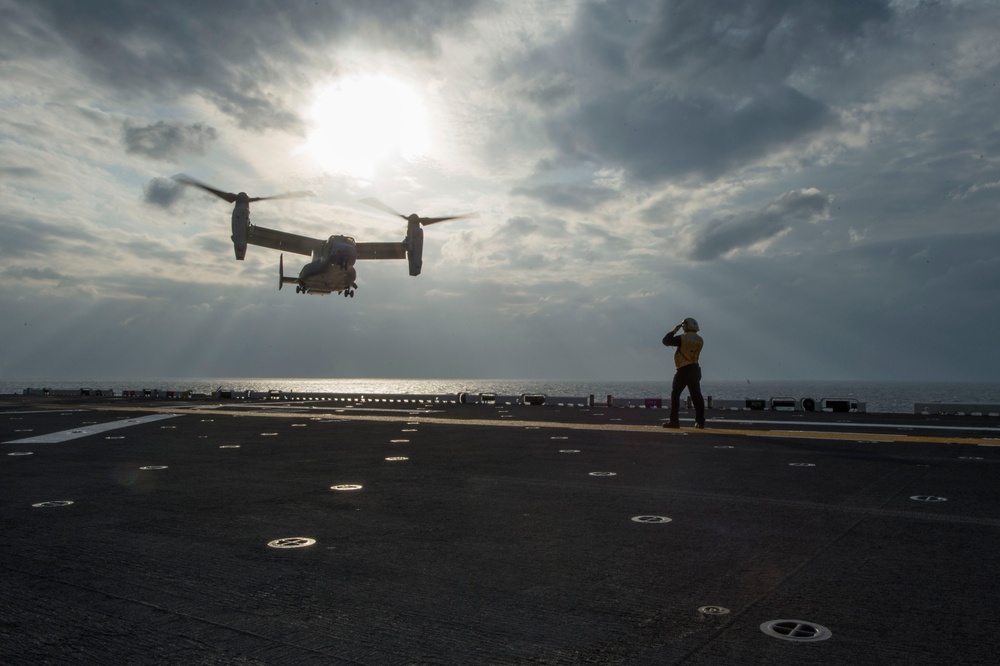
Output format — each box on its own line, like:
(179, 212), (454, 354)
(662, 317), (705, 429)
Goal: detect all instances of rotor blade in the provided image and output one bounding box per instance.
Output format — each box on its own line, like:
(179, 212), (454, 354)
(360, 197), (407, 220)
(420, 212), (480, 226)
(172, 174), (238, 203)
(249, 190), (316, 203)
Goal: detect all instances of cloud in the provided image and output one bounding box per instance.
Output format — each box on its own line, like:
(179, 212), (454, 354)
(2, 266), (66, 282)
(547, 85), (832, 183)
(511, 181), (620, 211)
(0, 213), (98, 259)
(948, 180), (1000, 202)
(2, 1), (1000, 385)
(492, 1), (864, 185)
(143, 177), (185, 208)
(639, 0), (892, 81)
(680, 188), (833, 261)
(0, 167), (41, 178)
(8, 1), (490, 133)
(124, 121), (217, 160)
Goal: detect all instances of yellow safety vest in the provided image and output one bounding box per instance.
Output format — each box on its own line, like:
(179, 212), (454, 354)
(674, 332), (704, 369)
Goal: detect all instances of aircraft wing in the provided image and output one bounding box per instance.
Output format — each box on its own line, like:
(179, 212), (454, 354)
(356, 242), (407, 260)
(247, 225), (324, 257)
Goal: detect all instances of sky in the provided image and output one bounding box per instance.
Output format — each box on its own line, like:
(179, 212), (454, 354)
(1, 0), (999, 383)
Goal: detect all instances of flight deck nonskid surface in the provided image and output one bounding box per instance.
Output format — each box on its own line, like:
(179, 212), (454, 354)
(2, 396), (999, 665)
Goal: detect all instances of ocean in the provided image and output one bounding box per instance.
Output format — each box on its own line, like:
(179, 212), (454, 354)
(3, 378), (1000, 414)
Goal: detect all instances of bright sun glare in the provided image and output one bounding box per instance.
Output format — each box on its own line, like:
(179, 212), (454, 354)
(304, 75), (430, 178)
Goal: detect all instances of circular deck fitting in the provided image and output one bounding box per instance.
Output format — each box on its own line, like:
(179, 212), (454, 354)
(331, 484), (363, 491)
(911, 495), (947, 502)
(267, 537), (315, 549)
(33, 500), (74, 508)
(219, 445), (241, 449)
(789, 463), (816, 467)
(559, 449), (581, 453)
(589, 472), (617, 477)
(698, 606), (730, 616)
(385, 456), (409, 461)
(139, 465), (168, 470)
(760, 619), (832, 642)
(631, 515), (672, 524)
(8, 452), (34, 456)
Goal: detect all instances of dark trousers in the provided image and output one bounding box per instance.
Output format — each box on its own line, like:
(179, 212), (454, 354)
(669, 364), (705, 426)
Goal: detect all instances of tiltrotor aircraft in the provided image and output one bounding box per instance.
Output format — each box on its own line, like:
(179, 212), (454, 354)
(173, 175), (477, 298)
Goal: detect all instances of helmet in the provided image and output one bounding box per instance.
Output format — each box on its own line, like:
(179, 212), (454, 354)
(682, 317), (699, 332)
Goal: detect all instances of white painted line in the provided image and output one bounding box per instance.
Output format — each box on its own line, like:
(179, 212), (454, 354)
(2, 409), (88, 415)
(4, 414), (180, 444)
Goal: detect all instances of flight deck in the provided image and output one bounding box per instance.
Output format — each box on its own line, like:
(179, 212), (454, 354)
(2, 394), (998, 664)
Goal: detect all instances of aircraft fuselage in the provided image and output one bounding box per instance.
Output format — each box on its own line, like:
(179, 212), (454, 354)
(295, 235), (359, 296)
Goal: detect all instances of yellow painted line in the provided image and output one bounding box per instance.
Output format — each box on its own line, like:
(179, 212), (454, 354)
(691, 426), (999, 446)
(34, 403), (1000, 447)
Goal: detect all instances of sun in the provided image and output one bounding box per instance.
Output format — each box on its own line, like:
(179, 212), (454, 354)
(303, 75), (431, 178)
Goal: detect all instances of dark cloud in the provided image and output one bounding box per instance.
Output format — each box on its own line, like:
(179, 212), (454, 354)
(511, 181), (620, 211)
(2, 266), (66, 281)
(8, 1), (489, 132)
(124, 121), (217, 160)
(0, 213), (98, 258)
(683, 188), (832, 261)
(495, 1), (859, 184)
(143, 177), (185, 208)
(639, 0), (892, 79)
(548, 85), (831, 182)
(0, 167), (41, 178)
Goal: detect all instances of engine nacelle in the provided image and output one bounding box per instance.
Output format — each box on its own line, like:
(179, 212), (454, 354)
(231, 200), (250, 260)
(406, 220), (424, 276)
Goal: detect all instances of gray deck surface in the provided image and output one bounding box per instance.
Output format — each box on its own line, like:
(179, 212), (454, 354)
(2, 396), (998, 665)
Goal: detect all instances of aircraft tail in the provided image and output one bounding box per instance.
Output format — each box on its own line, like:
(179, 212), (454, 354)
(278, 254), (298, 290)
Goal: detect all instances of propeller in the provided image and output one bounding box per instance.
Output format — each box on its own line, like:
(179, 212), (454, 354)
(173, 174), (315, 203)
(360, 197), (479, 226)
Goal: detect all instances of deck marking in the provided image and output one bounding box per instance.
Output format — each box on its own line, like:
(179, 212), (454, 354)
(702, 417), (1000, 434)
(23, 404), (1000, 446)
(4, 414), (179, 444)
